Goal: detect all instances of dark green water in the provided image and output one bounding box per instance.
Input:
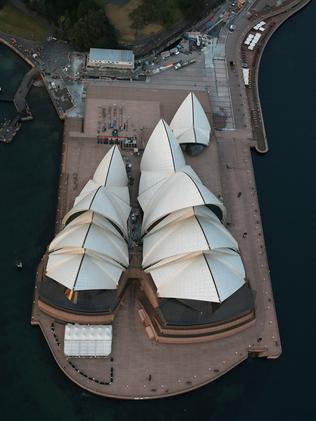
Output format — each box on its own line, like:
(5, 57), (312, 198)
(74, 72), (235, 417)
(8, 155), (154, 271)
(0, 1), (315, 419)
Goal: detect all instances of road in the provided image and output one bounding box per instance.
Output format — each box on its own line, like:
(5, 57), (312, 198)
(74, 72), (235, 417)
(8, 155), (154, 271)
(225, 0), (312, 151)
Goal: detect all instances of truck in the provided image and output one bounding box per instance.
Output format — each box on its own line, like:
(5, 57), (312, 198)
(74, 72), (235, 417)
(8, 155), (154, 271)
(170, 47), (180, 55)
(174, 58), (196, 70)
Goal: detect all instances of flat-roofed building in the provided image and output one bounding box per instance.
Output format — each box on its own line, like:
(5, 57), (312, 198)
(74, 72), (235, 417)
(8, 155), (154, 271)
(87, 48), (135, 71)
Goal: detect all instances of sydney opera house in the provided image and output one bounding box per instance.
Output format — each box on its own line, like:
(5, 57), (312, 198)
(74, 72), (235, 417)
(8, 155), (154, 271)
(32, 91), (275, 398)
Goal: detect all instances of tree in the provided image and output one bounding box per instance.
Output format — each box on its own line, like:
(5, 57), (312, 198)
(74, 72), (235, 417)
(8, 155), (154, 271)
(68, 9), (117, 51)
(129, 0), (206, 30)
(23, 0), (118, 50)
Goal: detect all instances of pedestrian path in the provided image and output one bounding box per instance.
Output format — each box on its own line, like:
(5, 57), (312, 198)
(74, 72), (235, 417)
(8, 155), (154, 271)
(203, 36), (235, 129)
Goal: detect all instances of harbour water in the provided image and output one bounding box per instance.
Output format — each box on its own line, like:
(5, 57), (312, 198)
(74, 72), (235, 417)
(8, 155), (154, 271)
(0, 1), (315, 419)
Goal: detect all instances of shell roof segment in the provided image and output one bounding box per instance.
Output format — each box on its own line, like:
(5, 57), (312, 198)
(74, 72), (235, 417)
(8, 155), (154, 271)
(143, 207), (237, 268)
(49, 212), (129, 267)
(63, 186), (130, 237)
(140, 114), (244, 304)
(145, 249), (245, 303)
(141, 170), (225, 233)
(170, 92), (211, 145)
(140, 119), (186, 173)
(93, 145), (128, 187)
(46, 147), (130, 292)
(46, 248), (124, 291)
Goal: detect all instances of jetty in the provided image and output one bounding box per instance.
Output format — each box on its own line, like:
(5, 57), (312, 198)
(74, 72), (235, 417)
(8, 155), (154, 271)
(0, 67), (40, 143)
(0, 116), (21, 143)
(14, 67), (39, 119)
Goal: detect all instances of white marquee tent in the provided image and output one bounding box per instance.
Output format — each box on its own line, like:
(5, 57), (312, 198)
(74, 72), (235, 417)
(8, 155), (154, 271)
(64, 324), (112, 357)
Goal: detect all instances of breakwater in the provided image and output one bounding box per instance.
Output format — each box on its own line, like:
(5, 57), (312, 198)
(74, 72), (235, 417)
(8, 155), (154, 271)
(0, 43), (40, 142)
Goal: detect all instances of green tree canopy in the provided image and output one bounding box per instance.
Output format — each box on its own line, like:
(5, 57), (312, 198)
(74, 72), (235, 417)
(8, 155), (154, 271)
(24, 0), (117, 50)
(69, 9), (117, 51)
(130, 0), (205, 30)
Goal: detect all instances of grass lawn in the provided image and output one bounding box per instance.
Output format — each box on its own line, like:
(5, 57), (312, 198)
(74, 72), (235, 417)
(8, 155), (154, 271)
(0, 3), (49, 41)
(105, 0), (163, 42)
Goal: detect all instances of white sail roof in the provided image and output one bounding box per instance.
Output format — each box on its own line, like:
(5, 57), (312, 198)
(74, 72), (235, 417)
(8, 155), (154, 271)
(63, 146), (130, 235)
(139, 171), (169, 198)
(143, 207), (237, 267)
(47, 147), (130, 293)
(138, 117), (243, 303)
(170, 92), (211, 145)
(141, 171), (225, 233)
(77, 179), (130, 206)
(93, 145), (128, 187)
(46, 248), (124, 291)
(139, 119), (185, 195)
(141, 119), (185, 173)
(138, 166), (196, 212)
(63, 186), (131, 237)
(49, 212), (129, 267)
(145, 249), (245, 303)
(63, 210), (123, 239)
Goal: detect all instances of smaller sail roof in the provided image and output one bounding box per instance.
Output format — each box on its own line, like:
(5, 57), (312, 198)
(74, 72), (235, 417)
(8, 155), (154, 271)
(46, 248), (124, 291)
(77, 179), (130, 206)
(93, 145), (128, 187)
(170, 92), (211, 145)
(63, 186), (131, 237)
(145, 249), (245, 303)
(63, 210), (123, 239)
(138, 170), (169, 197)
(141, 119), (185, 173)
(138, 165), (196, 211)
(139, 120), (187, 196)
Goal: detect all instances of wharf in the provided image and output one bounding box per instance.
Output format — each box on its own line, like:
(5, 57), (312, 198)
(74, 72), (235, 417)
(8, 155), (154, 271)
(0, 67), (39, 143)
(14, 67), (39, 118)
(0, 116), (21, 143)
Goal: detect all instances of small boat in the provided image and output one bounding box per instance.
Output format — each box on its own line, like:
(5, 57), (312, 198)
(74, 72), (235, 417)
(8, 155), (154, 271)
(15, 259), (23, 270)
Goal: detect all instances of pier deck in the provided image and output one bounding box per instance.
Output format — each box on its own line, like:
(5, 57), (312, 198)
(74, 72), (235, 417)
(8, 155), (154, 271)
(0, 115), (21, 143)
(32, 82), (281, 399)
(14, 67), (39, 117)
(0, 67), (39, 143)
